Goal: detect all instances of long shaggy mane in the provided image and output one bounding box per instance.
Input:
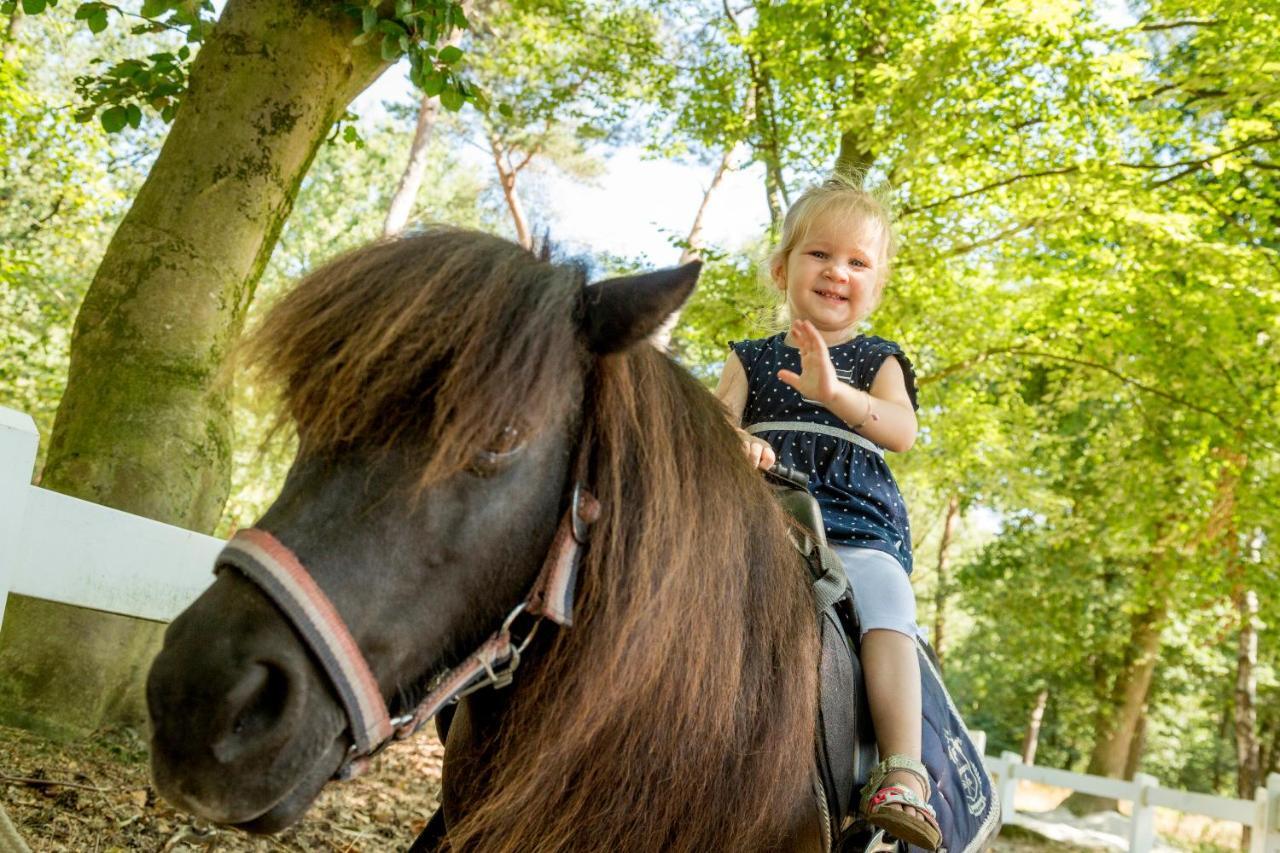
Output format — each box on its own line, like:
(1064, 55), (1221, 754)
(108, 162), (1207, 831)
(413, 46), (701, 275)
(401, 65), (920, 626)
(248, 228), (820, 850)
(445, 346), (819, 851)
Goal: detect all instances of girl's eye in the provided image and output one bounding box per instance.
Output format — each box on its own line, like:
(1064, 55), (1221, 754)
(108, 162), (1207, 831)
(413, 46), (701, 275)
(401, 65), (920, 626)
(850, 258), (867, 268)
(808, 251), (828, 259)
(470, 426), (525, 476)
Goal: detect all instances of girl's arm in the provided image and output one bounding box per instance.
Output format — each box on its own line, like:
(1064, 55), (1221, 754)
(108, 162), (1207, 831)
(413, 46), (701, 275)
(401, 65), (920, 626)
(715, 352), (776, 469)
(827, 357), (917, 452)
(778, 320), (918, 453)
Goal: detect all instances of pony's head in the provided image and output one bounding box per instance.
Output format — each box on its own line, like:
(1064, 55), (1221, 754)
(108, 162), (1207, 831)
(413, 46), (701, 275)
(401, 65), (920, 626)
(147, 227), (818, 851)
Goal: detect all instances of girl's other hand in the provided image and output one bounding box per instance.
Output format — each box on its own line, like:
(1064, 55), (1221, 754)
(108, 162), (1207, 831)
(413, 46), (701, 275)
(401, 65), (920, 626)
(777, 319), (841, 404)
(740, 433), (776, 470)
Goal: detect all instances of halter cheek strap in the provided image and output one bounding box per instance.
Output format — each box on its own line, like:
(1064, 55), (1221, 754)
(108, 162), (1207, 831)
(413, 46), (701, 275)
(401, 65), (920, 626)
(213, 486), (600, 781)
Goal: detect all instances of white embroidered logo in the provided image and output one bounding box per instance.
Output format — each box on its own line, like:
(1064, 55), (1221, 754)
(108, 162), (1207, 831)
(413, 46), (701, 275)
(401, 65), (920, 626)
(945, 729), (988, 817)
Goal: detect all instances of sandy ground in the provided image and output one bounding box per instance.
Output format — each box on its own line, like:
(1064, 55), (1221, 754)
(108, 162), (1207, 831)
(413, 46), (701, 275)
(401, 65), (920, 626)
(0, 725), (1236, 852)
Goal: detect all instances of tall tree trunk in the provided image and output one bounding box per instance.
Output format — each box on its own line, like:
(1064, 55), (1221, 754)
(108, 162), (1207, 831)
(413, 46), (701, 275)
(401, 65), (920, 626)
(382, 14), (467, 238)
(1234, 587), (1260, 798)
(932, 493), (959, 666)
(383, 93), (443, 238)
(649, 147), (736, 352)
(0, 0), (387, 737)
(3, 7), (23, 61)
(1021, 687), (1049, 765)
(1065, 593), (1167, 814)
(1124, 703), (1148, 780)
(488, 132), (532, 250)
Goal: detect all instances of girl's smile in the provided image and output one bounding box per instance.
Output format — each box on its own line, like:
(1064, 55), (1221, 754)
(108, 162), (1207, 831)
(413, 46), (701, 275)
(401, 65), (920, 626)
(775, 214), (887, 344)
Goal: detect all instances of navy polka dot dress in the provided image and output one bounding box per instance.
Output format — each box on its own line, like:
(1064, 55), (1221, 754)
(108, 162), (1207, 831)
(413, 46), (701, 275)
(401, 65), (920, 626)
(730, 332), (920, 574)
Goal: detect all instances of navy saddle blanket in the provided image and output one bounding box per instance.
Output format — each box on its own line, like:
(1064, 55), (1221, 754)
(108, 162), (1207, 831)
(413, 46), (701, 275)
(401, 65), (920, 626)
(912, 638), (1000, 853)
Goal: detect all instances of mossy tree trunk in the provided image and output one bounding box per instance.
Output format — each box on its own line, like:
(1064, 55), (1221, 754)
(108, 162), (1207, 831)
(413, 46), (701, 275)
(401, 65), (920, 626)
(0, 0), (387, 737)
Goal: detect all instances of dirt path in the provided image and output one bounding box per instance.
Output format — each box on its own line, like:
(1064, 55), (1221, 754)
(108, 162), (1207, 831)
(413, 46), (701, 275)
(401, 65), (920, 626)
(2, 724), (1094, 851)
(0, 725), (443, 851)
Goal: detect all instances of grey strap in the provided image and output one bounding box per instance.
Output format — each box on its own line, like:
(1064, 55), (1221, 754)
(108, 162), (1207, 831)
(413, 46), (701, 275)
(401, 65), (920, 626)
(811, 545), (850, 614)
(747, 421), (884, 457)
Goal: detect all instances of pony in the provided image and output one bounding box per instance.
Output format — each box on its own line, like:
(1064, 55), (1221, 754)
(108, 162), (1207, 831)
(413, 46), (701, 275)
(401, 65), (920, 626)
(147, 227), (835, 851)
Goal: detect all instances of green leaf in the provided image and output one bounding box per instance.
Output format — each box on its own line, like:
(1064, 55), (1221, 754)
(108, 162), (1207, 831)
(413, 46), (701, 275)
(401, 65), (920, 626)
(498, 102), (514, 118)
(100, 105), (128, 133)
(380, 34), (402, 61)
(87, 9), (108, 32)
(439, 45), (462, 65)
(139, 0), (169, 17)
(125, 103), (142, 128)
(395, 0), (412, 17)
(422, 70), (445, 96)
(361, 5), (377, 32)
(440, 86), (464, 111)
(21, 0), (47, 14)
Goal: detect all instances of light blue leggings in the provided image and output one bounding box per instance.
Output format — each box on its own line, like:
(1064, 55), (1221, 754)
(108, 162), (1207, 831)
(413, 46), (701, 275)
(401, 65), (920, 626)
(831, 544), (919, 639)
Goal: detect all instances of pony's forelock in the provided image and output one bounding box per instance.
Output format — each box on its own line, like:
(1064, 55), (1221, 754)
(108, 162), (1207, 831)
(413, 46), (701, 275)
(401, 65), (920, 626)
(242, 228), (586, 486)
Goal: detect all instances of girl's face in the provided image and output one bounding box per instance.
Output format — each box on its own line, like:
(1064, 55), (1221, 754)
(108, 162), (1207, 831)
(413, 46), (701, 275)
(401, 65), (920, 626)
(773, 213), (886, 343)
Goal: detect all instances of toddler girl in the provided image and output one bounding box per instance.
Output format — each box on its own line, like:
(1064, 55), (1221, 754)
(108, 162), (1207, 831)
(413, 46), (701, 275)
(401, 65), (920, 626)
(715, 175), (938, 850)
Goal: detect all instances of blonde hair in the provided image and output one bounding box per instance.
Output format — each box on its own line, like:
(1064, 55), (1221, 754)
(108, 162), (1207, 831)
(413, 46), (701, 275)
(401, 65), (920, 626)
(765, 173), (897, 329)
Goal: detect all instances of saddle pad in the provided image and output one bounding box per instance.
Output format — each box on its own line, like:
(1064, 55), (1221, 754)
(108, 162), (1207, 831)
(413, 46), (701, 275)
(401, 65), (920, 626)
(912, 639), (1001, 853)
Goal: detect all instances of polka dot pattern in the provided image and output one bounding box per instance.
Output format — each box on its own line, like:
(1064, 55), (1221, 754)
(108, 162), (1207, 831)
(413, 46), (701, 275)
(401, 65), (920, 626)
(729, 332), (920, 574)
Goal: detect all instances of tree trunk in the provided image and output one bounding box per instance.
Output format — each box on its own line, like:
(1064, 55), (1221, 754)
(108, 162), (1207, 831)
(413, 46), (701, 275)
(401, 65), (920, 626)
(1021, 687), (1049, 765)
(488, 133), (532, 250)
(932, 493), (959, 666)
(0, 0), (387, 737)
(1064, 595), (1167, 814)
(382, 15), (467, 238)
(649, 147), (736, 352)
(834, 129), (874, 181)
(1234, 587), (1260, 798)
(383, 92), (443, 237)
(3, 7), (23, 61)
(1124, 703), (1147, 780)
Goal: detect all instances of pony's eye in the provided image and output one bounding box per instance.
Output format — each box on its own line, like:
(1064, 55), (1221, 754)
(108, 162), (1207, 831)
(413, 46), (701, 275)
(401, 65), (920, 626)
(470, 426), (524, 476)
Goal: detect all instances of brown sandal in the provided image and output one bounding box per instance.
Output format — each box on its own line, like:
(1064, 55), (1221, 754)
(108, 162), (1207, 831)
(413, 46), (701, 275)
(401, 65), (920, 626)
(860, 755), (942, 851)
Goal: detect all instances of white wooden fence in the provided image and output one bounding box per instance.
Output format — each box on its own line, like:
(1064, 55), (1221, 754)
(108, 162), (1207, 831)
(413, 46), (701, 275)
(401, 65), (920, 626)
(986, 751), (1280, 852)
(2, 405), (1280, 852)
(0, 407), (220, 631)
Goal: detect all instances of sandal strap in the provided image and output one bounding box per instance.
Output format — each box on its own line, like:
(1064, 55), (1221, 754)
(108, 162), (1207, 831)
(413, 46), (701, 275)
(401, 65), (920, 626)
(860, 754), (933, 812)
(867, 784), (938, 819)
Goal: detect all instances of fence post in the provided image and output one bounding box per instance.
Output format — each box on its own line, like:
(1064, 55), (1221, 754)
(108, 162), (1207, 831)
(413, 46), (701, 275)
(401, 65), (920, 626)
(1252, 783), (1268, 853)
(0, 408), (39, 634)
(1129, 772), (1158, 852)
(1264, 773), (1280, 853)
(971, 729), (987, 756)
(999, 750), (1022, 826)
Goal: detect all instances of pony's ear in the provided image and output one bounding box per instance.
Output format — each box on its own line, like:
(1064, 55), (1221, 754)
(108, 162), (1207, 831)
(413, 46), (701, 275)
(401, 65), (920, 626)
(580, 261), (702, 354)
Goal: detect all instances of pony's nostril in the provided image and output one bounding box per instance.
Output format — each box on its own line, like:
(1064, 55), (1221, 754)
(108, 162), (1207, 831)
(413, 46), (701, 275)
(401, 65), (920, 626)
(211, 661), (297, 764)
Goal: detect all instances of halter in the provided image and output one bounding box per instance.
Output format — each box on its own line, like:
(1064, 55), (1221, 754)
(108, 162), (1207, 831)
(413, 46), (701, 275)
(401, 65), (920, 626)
(214, 482), (600, 781)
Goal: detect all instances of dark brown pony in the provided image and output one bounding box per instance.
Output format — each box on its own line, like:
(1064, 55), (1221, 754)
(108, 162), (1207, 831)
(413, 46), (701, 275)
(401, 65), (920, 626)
(147, 228), (823, 852)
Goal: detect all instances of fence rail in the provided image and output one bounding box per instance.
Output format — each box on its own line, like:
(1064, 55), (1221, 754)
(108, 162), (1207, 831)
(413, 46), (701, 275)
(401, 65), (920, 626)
(985, 750), (1280, 852)
(2, 406), (1279, 853)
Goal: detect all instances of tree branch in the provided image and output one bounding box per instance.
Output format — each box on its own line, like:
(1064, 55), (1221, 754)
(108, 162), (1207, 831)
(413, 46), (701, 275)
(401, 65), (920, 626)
(1138, 18), (1219, 31)
(901, 167), (1079, 217)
